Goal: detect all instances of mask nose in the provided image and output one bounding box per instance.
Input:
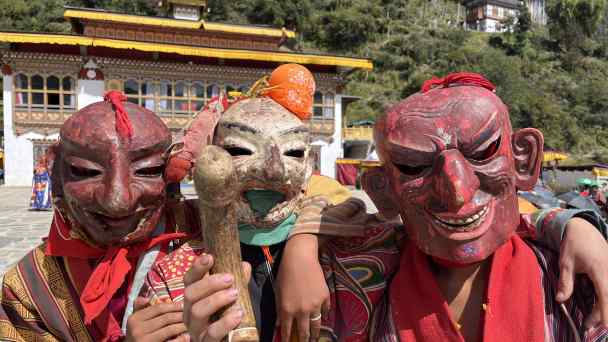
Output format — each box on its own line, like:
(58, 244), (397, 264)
(262, 144), (285, 182)
(432, 150), (480, 212)
(95, 158), (134, 217)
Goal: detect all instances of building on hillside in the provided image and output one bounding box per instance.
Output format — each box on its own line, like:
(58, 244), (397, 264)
(0, 0), (372, 186)
(463, 0), (546, 32)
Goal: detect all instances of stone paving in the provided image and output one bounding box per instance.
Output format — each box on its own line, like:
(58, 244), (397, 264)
(0, 185), (377, 277)
(0, 187), (52, 276)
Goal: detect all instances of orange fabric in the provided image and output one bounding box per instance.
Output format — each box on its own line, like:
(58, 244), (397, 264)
(265, 64), (315, 120)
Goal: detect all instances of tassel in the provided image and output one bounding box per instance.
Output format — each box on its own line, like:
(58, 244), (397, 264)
(421, 72), (496, 93)
(104, 90), (133, 139)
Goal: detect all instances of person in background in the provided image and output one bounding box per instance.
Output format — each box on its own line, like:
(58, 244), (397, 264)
(29, 154), (52, 210)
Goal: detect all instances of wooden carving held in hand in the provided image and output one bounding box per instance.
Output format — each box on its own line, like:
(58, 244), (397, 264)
(194, 145), (259, 342)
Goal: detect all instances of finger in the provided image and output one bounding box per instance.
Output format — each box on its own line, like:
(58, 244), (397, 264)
(146, 310), (185, 331)
(183, 273), (234, 326)
(149, 322), (188, 341)
(133, 297), (150, 312)
(184, 254), (213, 286)
(133, 302), (183, 321)
(585, 304), (602, 330)
(201, 309), (244, 342)
(189, 288), (240, 340)
(310, 313), (322, 341)
(556, 259), (575, 302)
(280, 311), (294, 342)
(588, 270), (608, 328)
(322, 297), (331, 317)
(297, 311), (311, 342)
(168, 334), (191, 342)
(184, 273), (235, 308)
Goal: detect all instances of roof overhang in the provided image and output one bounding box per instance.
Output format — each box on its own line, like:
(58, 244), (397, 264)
(64, 8), (296, 39)
(0, 32), (373, 70)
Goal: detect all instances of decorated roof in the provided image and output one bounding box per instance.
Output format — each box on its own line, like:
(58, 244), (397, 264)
(0, 31), (373, 70)
(64, 7), (296, 38)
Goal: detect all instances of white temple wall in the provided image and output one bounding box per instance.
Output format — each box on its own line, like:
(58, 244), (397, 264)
(3, 73), (32, 186)
(314, 95), (343, 179)
(77, 79), (104, 110)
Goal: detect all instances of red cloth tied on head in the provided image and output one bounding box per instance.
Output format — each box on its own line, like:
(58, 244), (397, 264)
(264, 64), (316, 120)
(421, 72), (496, 93)
(104, 90), (133, 139)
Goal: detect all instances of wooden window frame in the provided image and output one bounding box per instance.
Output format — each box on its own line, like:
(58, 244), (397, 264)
(14, 73), (76, 114)
(312, 91), (335, 120)
(111, 79), (247, 118)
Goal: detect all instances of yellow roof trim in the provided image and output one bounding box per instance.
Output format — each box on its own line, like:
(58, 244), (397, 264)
(202, 22), (296, 38)
(0, 32), (373, 70)
(64, 9), (296, 38)
(64, 9), (203, 29)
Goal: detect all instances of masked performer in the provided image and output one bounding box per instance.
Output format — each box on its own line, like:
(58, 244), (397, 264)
(148, 70), (608, 342)
(0, 92), (199, 342)
(30, 155), (52, 210)
(142, 64), (362, 342)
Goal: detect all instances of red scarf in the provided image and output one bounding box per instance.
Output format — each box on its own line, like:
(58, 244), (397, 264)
(389, 234), (544, 342)
(45, 210), (186, 340)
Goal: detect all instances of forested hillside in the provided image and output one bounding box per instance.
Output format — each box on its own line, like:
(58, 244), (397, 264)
(1, 0), (608, 161)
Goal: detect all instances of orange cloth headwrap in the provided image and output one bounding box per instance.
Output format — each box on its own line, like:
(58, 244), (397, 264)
(264, 64), (316, 120)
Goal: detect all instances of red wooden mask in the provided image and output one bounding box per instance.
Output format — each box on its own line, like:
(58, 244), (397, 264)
(50, 100), (171, 247)
(371, 76), (543, 263)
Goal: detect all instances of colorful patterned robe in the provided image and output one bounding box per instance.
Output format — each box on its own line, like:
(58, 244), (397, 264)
(142, 208), (608, 342)
(0, 200), (199, 342)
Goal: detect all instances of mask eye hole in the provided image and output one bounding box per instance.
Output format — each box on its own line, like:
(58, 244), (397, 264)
(392, 163), (428, 177)
(284, 149), (305, 158)
(470, 136), (501, 162)
(70, 165), (101, 179)
(135, 165), (164, 177)
(224, 146), (253, 156)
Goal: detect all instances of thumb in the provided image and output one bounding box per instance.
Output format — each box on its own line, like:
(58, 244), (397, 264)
(133, 297), (150, 312)
(556, 260), (575, 302)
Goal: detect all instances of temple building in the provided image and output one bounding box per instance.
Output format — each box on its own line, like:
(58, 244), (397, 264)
(0, 0), (372, 186)
(463, 0), (546, 32)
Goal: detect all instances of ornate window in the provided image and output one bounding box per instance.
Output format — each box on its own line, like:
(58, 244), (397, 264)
(313, 91), (335, 120)
(14, 74), (76, 113)
(109, 79), (244, 117)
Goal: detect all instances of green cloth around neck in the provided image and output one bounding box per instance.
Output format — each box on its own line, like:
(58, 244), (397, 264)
(239, 189), (294, 246)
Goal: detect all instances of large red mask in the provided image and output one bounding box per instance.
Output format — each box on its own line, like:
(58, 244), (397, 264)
(368, 74), (544, 263)
(51, 98), (171, 247)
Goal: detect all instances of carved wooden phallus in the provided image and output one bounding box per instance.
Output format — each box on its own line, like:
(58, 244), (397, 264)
(194, 145), (259, 341)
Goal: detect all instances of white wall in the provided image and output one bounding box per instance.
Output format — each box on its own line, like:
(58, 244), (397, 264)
(316, 95), (343, 179)
(4, 74), (34, 186)
(77, 79), (104, 110)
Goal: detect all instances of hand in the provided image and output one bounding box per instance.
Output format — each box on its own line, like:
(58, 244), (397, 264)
(276, 234), (330, 342)
(183, 254), (252, 342)
(556, 217), (608, 329)
(125, 297), (188, 342)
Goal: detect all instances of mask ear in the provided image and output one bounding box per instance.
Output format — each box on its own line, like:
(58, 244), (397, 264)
(361, 166), (400, 220)
(511, 128), (543, 191)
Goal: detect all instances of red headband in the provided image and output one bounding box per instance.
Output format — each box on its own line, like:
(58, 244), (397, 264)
(104, 90), (133, 139)
(421, 72), (496, 93)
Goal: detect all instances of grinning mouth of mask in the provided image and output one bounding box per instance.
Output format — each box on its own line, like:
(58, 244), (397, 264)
(235, 187), (302, 228)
